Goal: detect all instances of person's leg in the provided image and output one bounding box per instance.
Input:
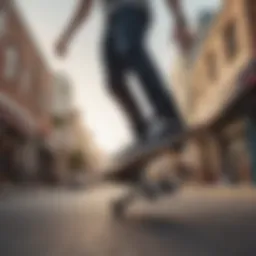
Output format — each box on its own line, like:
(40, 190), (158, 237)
(112, 6), (182, 129)
(129, 47), (180, 121)
(102, 33), (148, 139)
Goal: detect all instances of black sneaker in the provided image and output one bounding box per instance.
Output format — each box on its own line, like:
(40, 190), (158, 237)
(145, 118), (184, 141)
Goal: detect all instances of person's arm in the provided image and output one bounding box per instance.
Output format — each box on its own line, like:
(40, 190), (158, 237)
(62, 0), (93, 45)
(55, 0), (93, 56)
(166, 0), (193, 53)
(167, 0), (186, 28)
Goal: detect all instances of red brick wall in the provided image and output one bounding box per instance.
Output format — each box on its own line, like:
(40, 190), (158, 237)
(0, 1), (52, 135)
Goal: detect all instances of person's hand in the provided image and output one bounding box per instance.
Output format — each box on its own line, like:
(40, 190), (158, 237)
(55, 35), (69, 58)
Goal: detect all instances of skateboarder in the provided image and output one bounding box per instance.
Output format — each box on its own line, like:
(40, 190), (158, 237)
(55, 0), (192, 142)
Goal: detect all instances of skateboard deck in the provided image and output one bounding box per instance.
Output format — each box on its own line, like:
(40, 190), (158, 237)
(104, 127), (204, 183)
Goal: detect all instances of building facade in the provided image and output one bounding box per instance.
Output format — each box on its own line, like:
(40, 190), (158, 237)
(0, 1), (53, 183)
(189, 0), (252, 127)
(171, 0), (256, 183)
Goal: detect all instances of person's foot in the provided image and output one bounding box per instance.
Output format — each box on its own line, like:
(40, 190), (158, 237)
(119, 118), (184, 158)
(144, 117), (184, 142)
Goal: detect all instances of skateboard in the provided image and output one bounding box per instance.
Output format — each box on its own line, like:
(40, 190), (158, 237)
(102, 70), (256, 217)
(110, 176), (182, 218)
(103, 127), (202, 217)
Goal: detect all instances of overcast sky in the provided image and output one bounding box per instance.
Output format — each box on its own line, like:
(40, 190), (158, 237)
(18, 0), (221, 155)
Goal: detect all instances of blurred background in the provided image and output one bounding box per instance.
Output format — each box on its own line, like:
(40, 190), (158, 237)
(0, 0), (256, 187)
(1, 1), (256, 256)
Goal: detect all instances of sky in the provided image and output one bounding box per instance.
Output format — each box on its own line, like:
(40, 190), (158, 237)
(18, 0), (221, 155)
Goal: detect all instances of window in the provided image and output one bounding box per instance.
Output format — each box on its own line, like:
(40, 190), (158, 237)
(245, 0), (256, 39)
(0, 10), (7, 37)
(4, 46), (19, 80)
(32, 65), (45, 112)
(31, 65), (41, 95)
(206, 52), (217, 81)
(223, 21), (238, 60)
(21, 70), (31, 94)
(39, 89), (47, 113)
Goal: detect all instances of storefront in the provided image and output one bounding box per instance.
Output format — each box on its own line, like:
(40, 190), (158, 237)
(218, 120), (251, 183)
(180, 71), (256, 185)
(0, 120), (26, 182)
(0, 99), (38, 183)
(36, 120), (57, 185)
(208, 59), (256, 184)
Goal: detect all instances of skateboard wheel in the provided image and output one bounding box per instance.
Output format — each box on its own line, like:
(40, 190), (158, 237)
(140, 183), (158, 200)
(111, 198), (126, 218)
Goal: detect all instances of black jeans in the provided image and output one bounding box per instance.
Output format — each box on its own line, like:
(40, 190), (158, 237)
(103, 5), (179, 139)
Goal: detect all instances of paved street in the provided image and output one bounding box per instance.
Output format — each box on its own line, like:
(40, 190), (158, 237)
(0, 185), (256, 256)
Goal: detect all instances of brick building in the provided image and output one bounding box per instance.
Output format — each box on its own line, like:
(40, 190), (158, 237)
(0, 1), (53, 182)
